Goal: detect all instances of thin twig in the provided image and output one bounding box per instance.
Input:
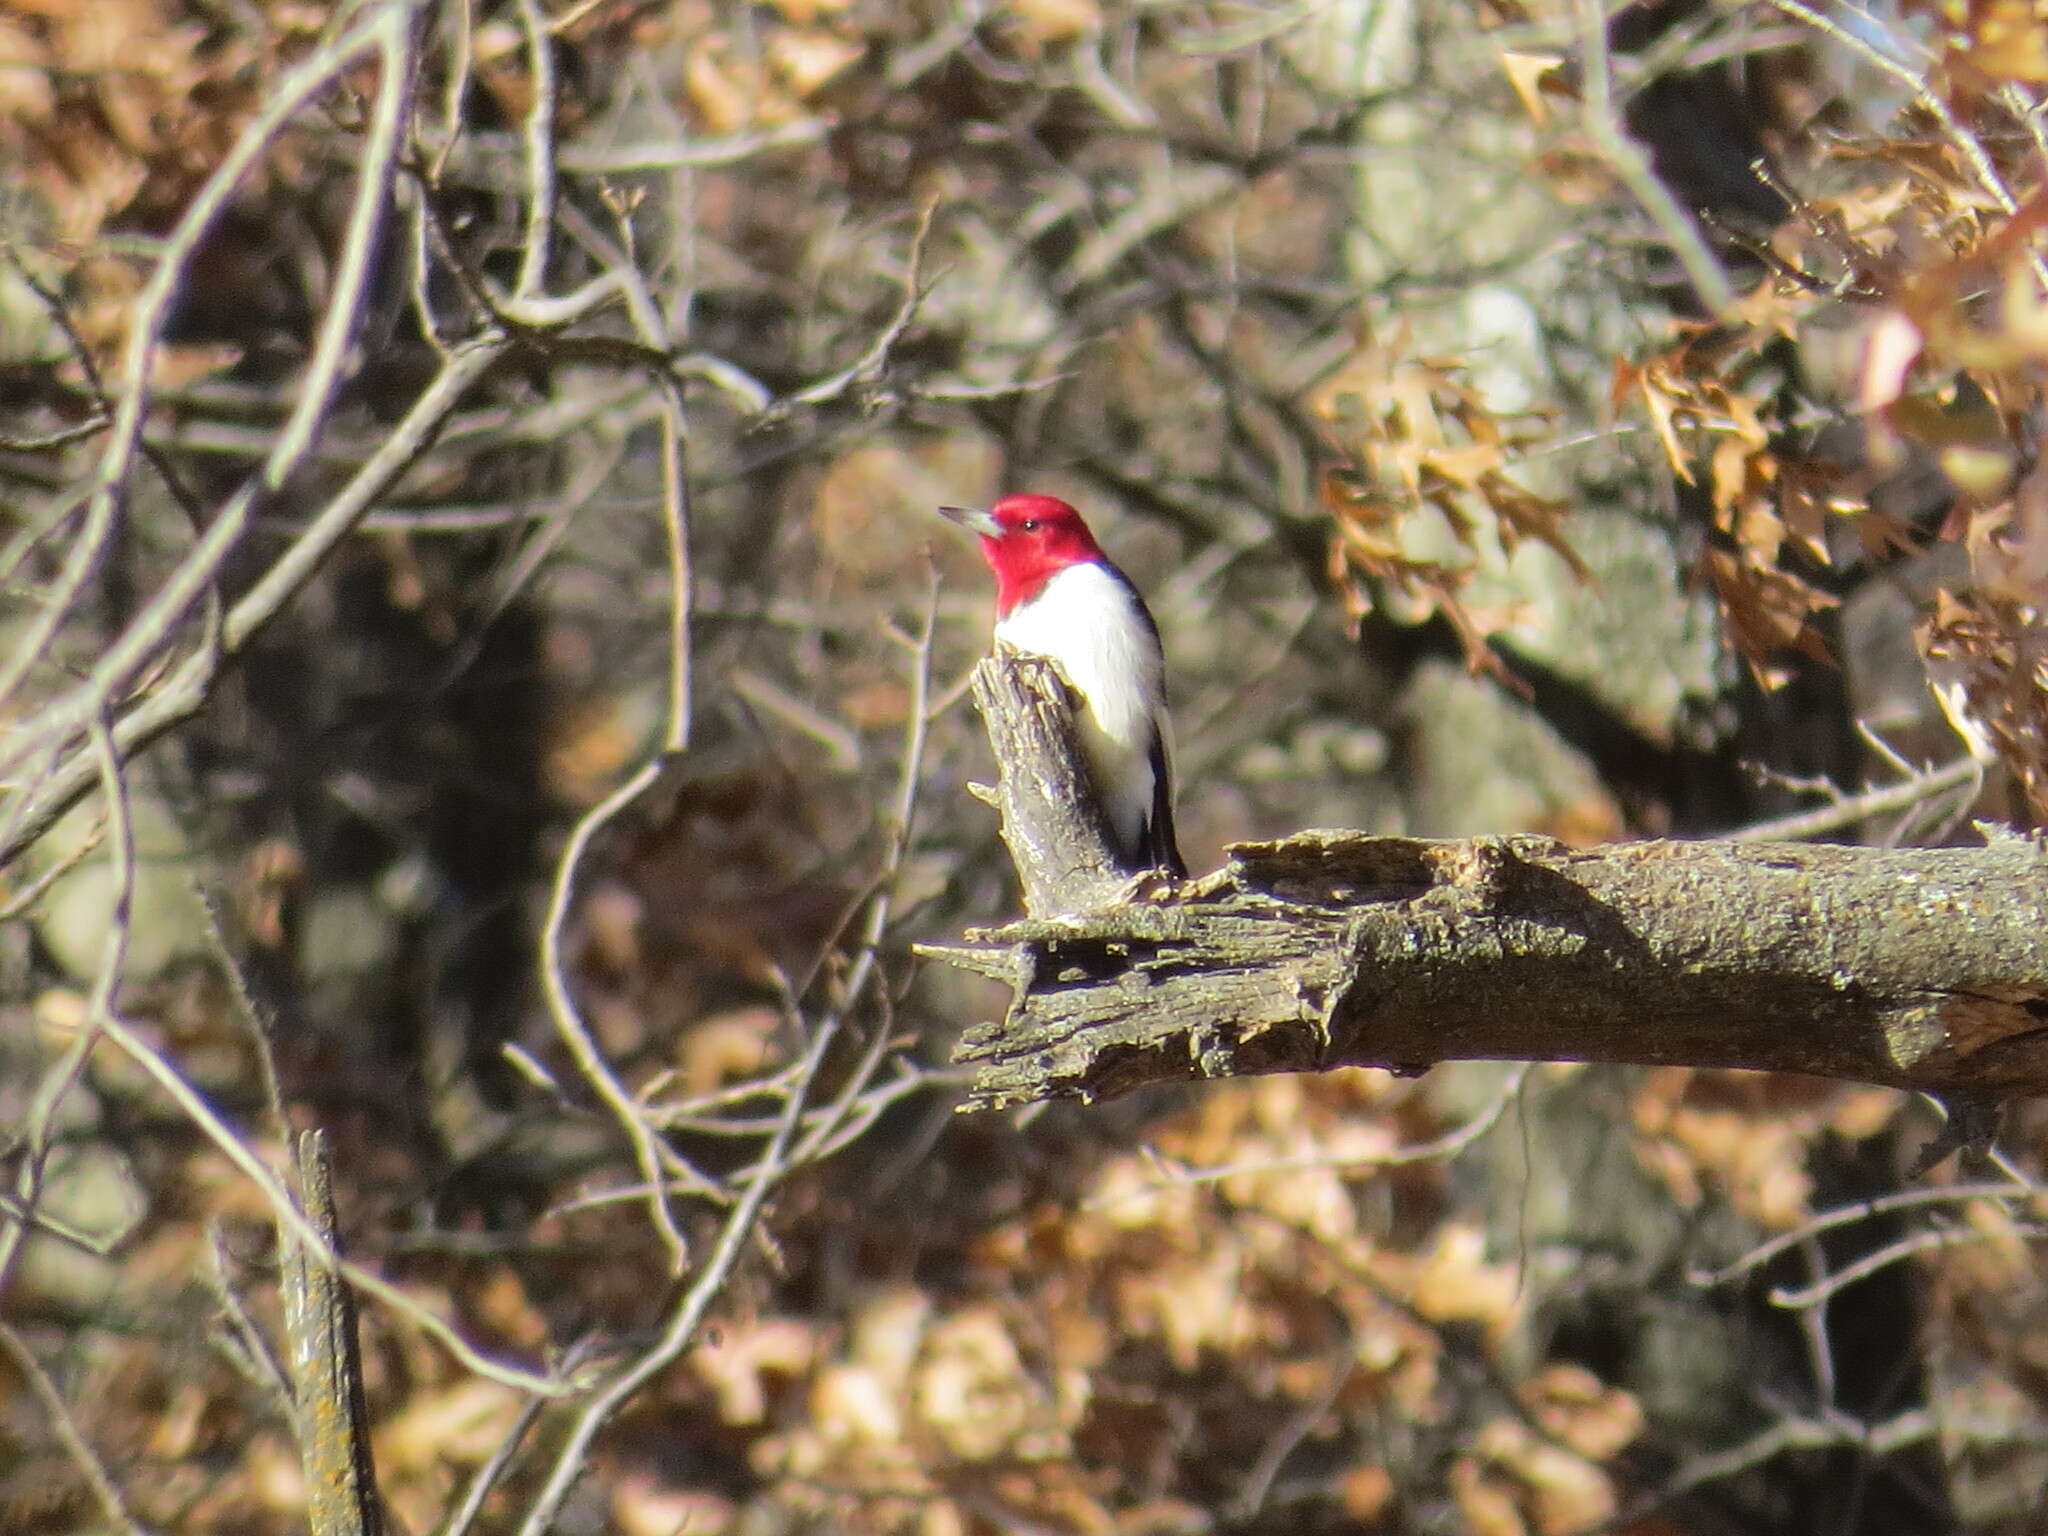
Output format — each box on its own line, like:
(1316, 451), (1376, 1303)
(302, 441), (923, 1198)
(1768, 1222), (2048, 1310)
(0, 812), (105, 920)
(1727, 755), (1984, 842)
(1576, 0), (1738, 315)
(762, 201), (941, 420)
(539, 759), (704, 1271)
(436, 1390), (549, 1536)
(512, 0), (557, 304)
(1691, 1179), (2048, 1287)
(514, 1015), (841, 1536)
(204, 1222), (300, 1424)
(531, 246), (704, 1262)
(0, 1322), (160, 1536)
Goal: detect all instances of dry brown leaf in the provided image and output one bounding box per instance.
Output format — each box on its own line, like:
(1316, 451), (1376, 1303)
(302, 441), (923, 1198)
(913, 1307), (1048, 1461)
(1478, 1416), (1619, 1535)
(1341, 1464), (1396, 1520)
(1949, 0), (2048, 82)
(694, 1316), (818, 1426)
(769, 29), (864, 97)
(1011, 0), (1103, 43)
(1408, 1224), (1522, 1335)
(1520, 1363), (1644, 1461)
(675, 1007), (782, 1097)
(764, 0), (855, 22)
(1499, 50), (1568, 126)
(373, 1378), (525, 1473)
(1452, 1456), (1529, 1536)
(614, 1476), (738, 1536)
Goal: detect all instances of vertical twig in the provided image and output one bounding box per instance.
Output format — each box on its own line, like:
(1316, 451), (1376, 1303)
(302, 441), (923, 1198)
(512, 0), (557, 303)
(532, 275), (702, 1271)
(281, 1130), (386, 1536)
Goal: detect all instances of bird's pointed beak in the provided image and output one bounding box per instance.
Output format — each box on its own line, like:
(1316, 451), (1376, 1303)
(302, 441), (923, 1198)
(937, 504), (1003, 539)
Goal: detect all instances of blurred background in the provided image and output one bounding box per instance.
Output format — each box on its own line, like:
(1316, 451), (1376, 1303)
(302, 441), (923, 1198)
(4, 0), (2048, 1531)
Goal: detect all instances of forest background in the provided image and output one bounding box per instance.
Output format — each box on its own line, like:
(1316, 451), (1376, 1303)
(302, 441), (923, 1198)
(5, 0), (2048, 1532)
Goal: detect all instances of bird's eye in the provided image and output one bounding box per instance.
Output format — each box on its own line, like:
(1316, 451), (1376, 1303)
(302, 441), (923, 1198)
(1021, 519), (1039, 532)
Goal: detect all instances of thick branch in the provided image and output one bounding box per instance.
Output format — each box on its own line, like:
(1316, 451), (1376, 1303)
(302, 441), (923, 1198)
(937, 830), (2048, 1108)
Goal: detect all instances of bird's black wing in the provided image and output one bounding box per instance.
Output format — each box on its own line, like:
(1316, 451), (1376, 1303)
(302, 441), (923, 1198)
(1114, 577), (1185, 878)
(1145, 727), (1185, 876)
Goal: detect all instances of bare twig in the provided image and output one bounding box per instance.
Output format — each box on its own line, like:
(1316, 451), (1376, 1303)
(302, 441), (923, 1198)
(785, 577), (943, 1167)
(511, 0), (557, 306)
(205, 1222), (299, 1422)
(1727, 755), (1985, 843)
(1575, 0), (1738, 315)
(437, 1390), (549, 1536)
(762, 201), (941, 420)
(0, 1322), (159, 1536)
(514, 1015), (840, 1536)
(539, 759), (707, 1271)
(1690, 1178), (2048, 1288)
(534, 340), (703, 1271)
(1768, 1222), (2048, 1311)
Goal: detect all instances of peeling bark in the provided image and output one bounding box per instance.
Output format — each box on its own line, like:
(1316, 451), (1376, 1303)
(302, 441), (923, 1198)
(937, 655), (2048, 1108)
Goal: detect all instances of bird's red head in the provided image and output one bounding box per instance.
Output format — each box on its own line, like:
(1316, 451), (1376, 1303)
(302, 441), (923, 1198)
(938, 494), (1105, 616)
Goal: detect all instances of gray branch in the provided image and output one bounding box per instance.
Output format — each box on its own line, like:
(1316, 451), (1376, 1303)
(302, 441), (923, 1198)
(937, 657), (2048, 1108)
(969, 651), (1143, 917)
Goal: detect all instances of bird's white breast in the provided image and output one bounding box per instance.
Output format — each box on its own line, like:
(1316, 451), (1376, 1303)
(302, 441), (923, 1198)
(994, 562), (1163, 844)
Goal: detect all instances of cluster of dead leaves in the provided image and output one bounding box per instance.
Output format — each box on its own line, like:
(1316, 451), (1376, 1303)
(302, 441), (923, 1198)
(1630, 1068), (1903, 1230)
(652, 1071), (1649, 1536)
(1310, 326), (1586, 679)
(1446, 17), (2048, 814)
(0, 0), (325, 358)
(1638, 101), (2048, 825)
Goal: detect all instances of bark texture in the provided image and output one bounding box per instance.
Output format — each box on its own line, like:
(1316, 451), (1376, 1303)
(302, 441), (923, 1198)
(284, 1130), (385, 1536)
(940, 655), (2048, 1108)
(970, 651), (1147, 917)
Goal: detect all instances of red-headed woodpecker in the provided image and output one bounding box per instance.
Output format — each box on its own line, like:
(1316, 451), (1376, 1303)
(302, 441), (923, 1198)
(939, 493), (1184, 876)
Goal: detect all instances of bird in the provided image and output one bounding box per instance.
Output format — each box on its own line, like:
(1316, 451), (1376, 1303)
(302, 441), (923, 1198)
(939, 493), (1184, 876)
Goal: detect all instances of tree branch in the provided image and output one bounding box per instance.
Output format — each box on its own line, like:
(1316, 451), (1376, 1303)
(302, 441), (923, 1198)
(936, 658), (2048, 1104)
(937, 828), (2048, 1106)
(950, 835), (2048, 1114)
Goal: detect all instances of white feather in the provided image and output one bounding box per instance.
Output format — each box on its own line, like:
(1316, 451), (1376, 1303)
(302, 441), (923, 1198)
(994, 561), (1165, 850)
